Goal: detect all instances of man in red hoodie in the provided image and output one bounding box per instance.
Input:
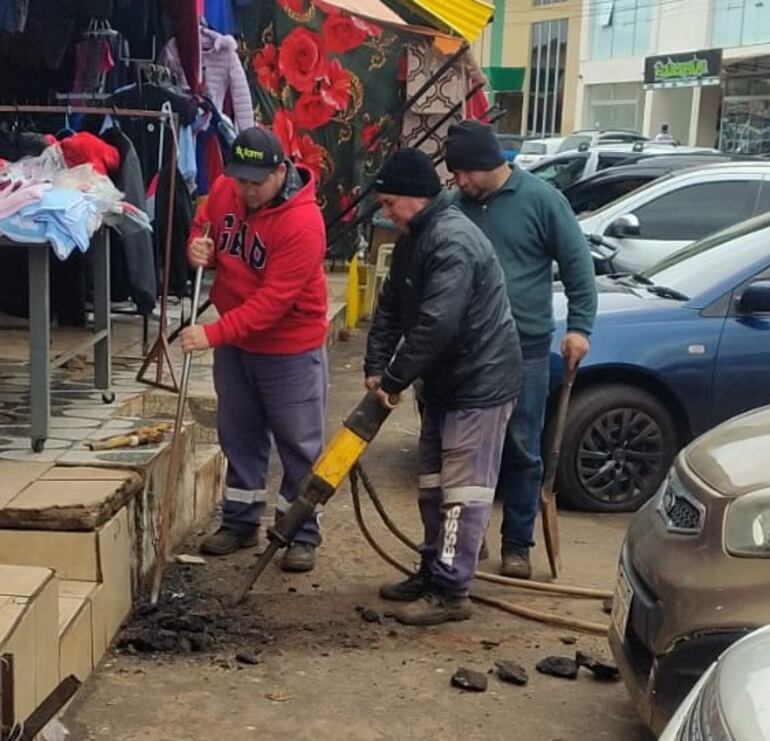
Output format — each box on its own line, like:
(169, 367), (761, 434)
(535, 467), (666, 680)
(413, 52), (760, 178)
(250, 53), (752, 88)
(180, 127), (328, 573)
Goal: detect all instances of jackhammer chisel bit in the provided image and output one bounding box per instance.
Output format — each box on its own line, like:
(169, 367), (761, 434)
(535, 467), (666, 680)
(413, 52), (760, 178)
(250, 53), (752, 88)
(233, 390), (396, 604)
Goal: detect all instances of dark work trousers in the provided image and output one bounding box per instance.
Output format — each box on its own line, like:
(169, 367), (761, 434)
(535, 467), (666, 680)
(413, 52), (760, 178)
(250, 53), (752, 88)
(418, 402), (514, 596)
(213, 345), (328, 546)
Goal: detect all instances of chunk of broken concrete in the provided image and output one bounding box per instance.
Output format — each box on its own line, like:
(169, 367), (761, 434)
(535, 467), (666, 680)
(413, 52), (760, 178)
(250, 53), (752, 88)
(495, 660), (528, 686)
(451, 667), (488, 692)
(235, 650), (262, 666)
(175, 554), (206, 565)
(360, 608), (381, 624)
(536, 656), (579, 680)
(576, 651), (620, 681)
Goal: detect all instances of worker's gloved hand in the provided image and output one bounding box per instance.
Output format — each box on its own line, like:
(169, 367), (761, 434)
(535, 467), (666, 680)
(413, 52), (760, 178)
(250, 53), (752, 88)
(374, 387), (400, 410)
(189, 237), (215, 268)
(365, 375), (382, 392)
(180, 325), (211, 354)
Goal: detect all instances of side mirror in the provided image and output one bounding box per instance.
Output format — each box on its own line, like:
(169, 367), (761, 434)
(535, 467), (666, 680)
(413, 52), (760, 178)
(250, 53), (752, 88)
(606, 213), (640, 238)
(738, 281), (770, 314)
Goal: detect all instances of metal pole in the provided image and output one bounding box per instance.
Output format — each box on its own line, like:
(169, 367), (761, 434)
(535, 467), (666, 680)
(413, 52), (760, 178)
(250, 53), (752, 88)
(326, 42), (470, 231)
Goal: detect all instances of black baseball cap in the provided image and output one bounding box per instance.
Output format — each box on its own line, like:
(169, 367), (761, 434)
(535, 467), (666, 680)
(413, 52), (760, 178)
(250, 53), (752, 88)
(226, 127), (284, 182)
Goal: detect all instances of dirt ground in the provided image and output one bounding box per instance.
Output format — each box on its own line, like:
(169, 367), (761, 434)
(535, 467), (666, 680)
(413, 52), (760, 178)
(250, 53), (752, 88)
(63, 336), (653, 741)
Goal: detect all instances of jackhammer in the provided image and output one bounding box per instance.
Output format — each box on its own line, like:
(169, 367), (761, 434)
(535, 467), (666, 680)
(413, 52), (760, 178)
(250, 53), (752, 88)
(233, 390), (396, 604)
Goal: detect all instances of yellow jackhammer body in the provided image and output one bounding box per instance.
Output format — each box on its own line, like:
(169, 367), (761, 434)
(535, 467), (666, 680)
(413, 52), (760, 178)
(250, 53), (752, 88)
(234, 391), (394, 604)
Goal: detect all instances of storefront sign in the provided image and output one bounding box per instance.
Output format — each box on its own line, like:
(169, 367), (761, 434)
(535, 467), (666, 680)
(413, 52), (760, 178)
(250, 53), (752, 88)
(644, 49), (722, 89)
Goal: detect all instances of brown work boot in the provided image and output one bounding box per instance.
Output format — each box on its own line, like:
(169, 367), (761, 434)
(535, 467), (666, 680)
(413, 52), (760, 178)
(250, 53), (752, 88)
(200, 526), (259, 556)
(281, 542), (316, 573)
(379, 568), (431, 602)
(500, 546), (532, 579)
(392, 590), (472, 626)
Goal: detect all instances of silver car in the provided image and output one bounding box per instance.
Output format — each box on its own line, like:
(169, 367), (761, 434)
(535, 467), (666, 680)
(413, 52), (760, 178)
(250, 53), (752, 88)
(581, 161), (770, 273)
(659, 624), (770, 740)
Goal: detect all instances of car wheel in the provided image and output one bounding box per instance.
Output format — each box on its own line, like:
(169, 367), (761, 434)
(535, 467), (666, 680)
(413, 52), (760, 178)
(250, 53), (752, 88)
(554, 383), (677, 512)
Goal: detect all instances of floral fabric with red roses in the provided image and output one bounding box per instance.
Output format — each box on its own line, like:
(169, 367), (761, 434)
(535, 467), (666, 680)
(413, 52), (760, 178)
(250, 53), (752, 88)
(236, 0), (411, 256)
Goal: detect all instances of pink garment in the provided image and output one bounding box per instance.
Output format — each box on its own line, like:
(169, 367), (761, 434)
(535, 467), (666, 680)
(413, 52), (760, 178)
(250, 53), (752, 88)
(0, 182), (51, 219)
(160, 29), (254, 132)
(163, 0), (202, 93)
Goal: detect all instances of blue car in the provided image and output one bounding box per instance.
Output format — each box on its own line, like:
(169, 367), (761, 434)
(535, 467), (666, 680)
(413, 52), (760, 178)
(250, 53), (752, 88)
(549, 212), (770, 512)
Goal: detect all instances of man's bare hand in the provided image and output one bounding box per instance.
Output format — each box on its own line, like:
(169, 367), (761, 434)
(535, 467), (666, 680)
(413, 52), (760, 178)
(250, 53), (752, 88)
(189, 237), (215, 268)
(374, 387), (400, 410)
(365, 375), (382, 392)
(561, 332), (590, 371)
(180, 325), (211, 354)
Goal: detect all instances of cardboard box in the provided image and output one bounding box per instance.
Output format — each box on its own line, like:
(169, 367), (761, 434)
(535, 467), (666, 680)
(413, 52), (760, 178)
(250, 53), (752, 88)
(59, 595), (93, 682)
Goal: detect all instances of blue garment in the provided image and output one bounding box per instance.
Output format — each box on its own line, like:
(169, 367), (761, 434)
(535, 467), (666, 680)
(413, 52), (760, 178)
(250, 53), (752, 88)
(178, 125), (197, 193)
(498, 348), (551, 550)
(0, 187), (99, 260)
(0, 0), (29, 34)
(204, 0), (236, 35)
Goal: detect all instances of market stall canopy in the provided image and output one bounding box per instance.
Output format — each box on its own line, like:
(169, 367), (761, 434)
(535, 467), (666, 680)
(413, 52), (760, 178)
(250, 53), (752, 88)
(384, 0), (494, 41)
(325, 0), (407, 24)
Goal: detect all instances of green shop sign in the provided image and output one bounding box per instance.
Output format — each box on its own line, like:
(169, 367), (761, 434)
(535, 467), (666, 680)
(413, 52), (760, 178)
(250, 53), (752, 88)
(644, 49), (722, 89)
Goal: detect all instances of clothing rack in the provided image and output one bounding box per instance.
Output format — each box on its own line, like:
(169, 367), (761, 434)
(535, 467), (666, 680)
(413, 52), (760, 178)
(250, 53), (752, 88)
(0, 103), (182, 391)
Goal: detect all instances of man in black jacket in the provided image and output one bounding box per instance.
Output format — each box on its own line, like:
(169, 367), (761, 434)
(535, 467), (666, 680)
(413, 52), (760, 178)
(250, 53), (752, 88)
(365, 149), (523, 626)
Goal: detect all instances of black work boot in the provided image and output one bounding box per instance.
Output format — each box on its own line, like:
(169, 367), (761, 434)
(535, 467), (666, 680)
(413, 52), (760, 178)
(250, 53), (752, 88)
(281, 542), (316, 573)
(200, 526), (259, 556)
(392, 590), (473, 626)
(500, 545), (532, 579)
(379, 567), (431, 602)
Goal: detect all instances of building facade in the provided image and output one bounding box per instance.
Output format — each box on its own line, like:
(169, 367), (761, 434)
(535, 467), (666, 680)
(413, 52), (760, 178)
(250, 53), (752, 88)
(474, 0), (583, 135)
(576, 0), (770, 154)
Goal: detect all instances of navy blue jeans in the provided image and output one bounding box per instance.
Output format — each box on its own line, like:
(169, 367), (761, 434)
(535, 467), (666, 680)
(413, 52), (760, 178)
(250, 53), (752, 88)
(498, 349), (550, 551)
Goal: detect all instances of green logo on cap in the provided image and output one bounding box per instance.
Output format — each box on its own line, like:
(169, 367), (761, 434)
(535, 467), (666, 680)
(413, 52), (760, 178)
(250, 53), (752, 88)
(235, 145), (265, 162)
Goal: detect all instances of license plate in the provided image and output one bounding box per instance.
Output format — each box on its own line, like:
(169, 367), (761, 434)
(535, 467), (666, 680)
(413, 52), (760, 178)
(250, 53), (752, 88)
(611, 566), (634, 638)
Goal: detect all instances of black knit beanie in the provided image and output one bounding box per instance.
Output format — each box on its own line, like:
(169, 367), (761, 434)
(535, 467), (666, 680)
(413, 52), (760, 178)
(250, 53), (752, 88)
(445, 120), (506, 172)
(374, 148), (441, 198)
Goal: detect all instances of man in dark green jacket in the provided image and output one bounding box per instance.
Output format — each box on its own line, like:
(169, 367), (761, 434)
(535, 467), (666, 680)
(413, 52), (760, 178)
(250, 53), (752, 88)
(446, 121), (598, 579)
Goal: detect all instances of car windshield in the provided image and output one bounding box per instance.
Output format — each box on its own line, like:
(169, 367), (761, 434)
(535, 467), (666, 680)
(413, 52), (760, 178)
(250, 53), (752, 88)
(520, 141), (546, 155)
(639, 214), (770, 297)
(557, 135), (591, 153)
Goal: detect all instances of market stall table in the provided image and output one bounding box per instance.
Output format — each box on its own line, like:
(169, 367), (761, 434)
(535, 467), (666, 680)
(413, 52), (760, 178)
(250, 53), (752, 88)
(0, 229), (113, 452)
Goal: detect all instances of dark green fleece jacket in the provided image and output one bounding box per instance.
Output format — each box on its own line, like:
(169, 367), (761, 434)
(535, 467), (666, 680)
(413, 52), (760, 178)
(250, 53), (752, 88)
(453, 167), (597, 351)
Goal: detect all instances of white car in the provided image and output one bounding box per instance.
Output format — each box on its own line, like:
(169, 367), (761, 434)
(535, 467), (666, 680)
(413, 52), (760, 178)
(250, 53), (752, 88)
(579, 161), (770, 273)
(659, 624), (770, 740)
(515, 137), (566, 169)
(557, 129), (648, 152)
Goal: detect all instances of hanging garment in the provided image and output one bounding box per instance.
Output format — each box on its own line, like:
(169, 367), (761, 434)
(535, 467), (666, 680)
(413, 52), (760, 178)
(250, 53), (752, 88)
(101, 126), (157, 314)
(204, 0), (236, 35)
(160, 29), (253, 132)
(163, 0), (202, 93)
(152, 159), (194, 298)
(109, 83), (198, 185)
(0, 0), (29, 33)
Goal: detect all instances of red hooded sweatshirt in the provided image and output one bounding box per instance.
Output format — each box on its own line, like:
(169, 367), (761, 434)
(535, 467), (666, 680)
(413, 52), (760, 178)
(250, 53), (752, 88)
(189, 165), (328, 354)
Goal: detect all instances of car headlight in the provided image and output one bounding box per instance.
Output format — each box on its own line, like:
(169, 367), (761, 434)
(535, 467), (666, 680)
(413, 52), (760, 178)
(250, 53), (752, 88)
(677, 668), (731, 741)
(724, 488), (770, 557)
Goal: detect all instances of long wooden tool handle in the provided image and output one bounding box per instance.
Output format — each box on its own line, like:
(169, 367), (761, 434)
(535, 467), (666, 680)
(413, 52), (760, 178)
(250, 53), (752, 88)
(150, 225), (209, 604)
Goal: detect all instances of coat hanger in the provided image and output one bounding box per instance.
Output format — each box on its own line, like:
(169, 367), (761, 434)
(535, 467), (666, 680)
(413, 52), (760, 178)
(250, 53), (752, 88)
(55, 108), (76, 140)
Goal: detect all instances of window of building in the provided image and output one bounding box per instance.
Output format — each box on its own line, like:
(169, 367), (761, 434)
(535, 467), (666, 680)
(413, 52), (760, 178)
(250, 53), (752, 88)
(712, 0), (770, 47)
(591, 0), (652, 59)
(527, 18), (568, 136)
(534, 0), (565, 6)
(583, 83), (645, 131)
